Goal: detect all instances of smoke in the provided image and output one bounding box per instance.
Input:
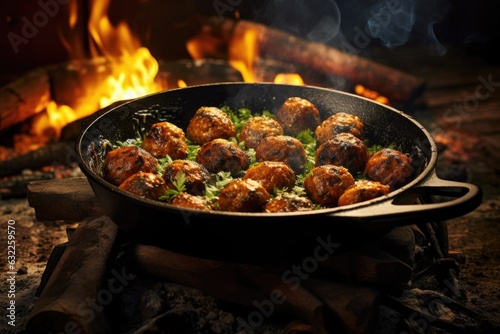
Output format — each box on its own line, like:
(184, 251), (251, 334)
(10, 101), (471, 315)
(366, 0), (417, 48)
(251, 0), (449, 55)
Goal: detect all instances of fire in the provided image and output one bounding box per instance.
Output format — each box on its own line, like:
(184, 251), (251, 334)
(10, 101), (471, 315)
(273, 73), (305, 85)
(228, 26), (259, 82)
(32, 0), (161, 142)
(355, 84), (389, 105)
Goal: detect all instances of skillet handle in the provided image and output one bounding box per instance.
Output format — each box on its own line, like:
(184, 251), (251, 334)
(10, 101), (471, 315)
(333, 172), (482, 228)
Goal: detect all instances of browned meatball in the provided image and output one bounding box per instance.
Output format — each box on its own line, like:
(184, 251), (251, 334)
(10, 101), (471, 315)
(315, 112), (364, 145)
(243, 161), (296, 194)
(304, 165), (355, 207)
(315, 133), (370, 175)
(141, 121), (188, 159)
(338, 180), (390, 206)
(255, 135), (307, 175)
(196, 139), (250, 176)
(118, 172), (167, 200)
(186, 107), (237, 145)
(170, 192), (212, 211)
(276, 97), (321, 136)
(163, 160), (211, 196)
(103, 146), (158, 186)
(239, 116), (283, 149)
(264, 193), (314, 213)
(218, 179), (270, 212)
(364, 148), (413, 191)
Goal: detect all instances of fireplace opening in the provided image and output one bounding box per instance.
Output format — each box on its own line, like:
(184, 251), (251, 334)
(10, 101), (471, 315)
(1, 1), (499, 333)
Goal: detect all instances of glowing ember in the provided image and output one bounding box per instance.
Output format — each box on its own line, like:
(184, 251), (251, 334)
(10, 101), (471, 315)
(355, 84), (389, 105)
(177, 80), (188, 88)
(273, 73), (305, 85)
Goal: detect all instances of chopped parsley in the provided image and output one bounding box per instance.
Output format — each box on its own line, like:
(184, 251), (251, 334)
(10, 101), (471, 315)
(159, 171), (186, 200)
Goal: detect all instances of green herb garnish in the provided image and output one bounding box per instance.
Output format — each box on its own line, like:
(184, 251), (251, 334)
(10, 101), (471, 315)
(159, 171), (186, 200)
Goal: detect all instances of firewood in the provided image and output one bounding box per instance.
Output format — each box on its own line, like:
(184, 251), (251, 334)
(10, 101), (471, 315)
(231, 20), (426, 102)
(45, 58), (112, 110)
(27, 177), (105, 221)
(0, 141), (75, 177)
(320, 248), (413, 290)
(129, 244), (380, 334)
(26, 216), (119, 334)
(0, 67), (51, 131)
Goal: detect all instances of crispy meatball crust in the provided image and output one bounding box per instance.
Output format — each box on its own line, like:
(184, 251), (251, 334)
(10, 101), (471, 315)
(103, 146), (158, 186)
(218, 179), (270, 212)
(276, 97), (321, 136)
(239, 116), (283, 149)
(255, 135), (307, 175)
(170, 192), (212, 211)
(315, 112), (364, 145)
(315, 132), (370, 174)
(364, 148), (413, 191)
(264, 193), (314, 213)
(304, 165), (355, 207)
(141, 121), (188, 159)
(118, 172), (167, 200)
(338, 180), (390, 206)
(187, 107), (237, 145)
(163, 160), (211, 196)
(243, 161), (296, 194)
(196, 139), (250, 176)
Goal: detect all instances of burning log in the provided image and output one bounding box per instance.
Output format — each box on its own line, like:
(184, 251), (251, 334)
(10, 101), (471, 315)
(0, 67), (50, 132)
(26, 215), (119, 334)
(0, 141), (75, 177)
(232, 20), (426, 102)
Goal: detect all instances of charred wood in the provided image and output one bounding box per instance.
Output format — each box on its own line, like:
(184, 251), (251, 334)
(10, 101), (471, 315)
(27, 216), (119, 334)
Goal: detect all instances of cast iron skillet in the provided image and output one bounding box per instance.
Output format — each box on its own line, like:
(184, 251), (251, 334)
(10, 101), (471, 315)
(77, 83), (482, 263)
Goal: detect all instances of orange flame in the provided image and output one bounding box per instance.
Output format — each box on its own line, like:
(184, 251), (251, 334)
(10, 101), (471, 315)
(273, 73), (305, 85)
(228, 27), (258, 82)
(33, 0), (161, 141)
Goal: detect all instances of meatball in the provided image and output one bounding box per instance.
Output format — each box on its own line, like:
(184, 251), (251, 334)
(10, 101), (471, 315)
(338, 180), (390, 206)
(315, 132), (370, 175)
(170, 192), (212, 211)
(141, 121), (188, 159)
(118, 172), (167, 200)
(304, 165), (355, 207)
(255, 135), (307, 175)
(364, 148), (413, 191)
(239, 116), (283, 149)
(275, 97), (321, 137)
(218, 179), (270, 212)
(264, 193), (314, 213)
(315, 112), (364, 145)
(163, 160), (211, 196)
(196, 139), (250, 176)
(243, 161), (296, 194)
(187, 107), (237, 145)
(103, 146), (158, 186)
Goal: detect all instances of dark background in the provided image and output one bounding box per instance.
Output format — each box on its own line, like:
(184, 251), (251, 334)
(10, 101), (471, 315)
(1, 0), (499, 81)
